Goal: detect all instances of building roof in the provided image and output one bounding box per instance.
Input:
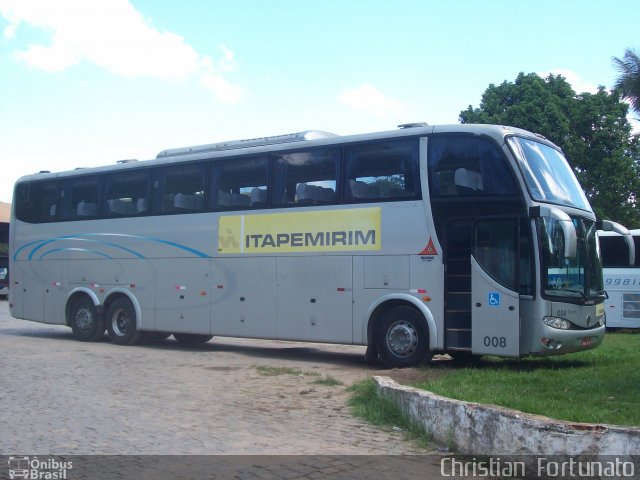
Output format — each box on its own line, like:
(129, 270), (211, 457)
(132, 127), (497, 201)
(0, 202), (10, 223)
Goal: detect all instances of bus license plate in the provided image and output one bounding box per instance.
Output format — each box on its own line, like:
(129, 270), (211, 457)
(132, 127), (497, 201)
(581, 337), (592, 347)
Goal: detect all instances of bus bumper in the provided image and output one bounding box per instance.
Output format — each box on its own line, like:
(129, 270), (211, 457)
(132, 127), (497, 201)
(534, 323), (606, 355)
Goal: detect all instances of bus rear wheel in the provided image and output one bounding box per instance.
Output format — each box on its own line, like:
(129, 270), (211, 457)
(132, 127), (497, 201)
(69, 297), (104, 342)
(106, 297), (143, 345)
(375, 306), (430, 368)
(173, 333), (213, 345)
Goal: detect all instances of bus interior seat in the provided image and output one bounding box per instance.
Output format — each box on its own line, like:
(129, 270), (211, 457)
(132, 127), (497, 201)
(317, 186), (334, 203)
(77, 201), (97, 217)
(136, 198), (148, 213)
(296, 183), (315, 204)
(350, 180), (379, 199)
(108, 199), (130, 215)
(218, 191), (232, 207)
(454, 168), (483, 194)
(231, 193), (250, 207)
(174, 193), (204, 210)
(250, 187), (267, 206)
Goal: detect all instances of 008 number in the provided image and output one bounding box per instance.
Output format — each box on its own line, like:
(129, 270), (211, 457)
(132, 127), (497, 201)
(483, 336), (507, 348)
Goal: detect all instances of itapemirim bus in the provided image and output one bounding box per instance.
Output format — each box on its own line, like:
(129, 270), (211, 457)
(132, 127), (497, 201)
(598, 228), (640, 329)
(10, 123), (610, 367)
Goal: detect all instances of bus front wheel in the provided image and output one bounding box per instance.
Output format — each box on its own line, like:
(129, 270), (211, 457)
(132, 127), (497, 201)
(375, 306), (430, 368)
(69, 297), (104, 342)
(106, 297), (143, 345)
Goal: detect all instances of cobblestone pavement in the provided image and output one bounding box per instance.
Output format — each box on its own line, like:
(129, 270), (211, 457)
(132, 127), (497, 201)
(0, 300), (467, 479)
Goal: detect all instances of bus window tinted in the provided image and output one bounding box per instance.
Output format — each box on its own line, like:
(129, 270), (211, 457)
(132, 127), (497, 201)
(345, 140), (419, 201)
(601, 235), (640, 267)
(429, 136), (518, 196)
(211, 156), (269, 210)
(15, 181), (58, 223)
(63, 177), (100, 220)
(105, 171), (152, 216)
(273, 149), (339, 206)
(159, 165), (206, 213)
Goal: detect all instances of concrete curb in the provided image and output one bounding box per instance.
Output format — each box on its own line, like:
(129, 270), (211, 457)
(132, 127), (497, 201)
(373, 376), (640, 455)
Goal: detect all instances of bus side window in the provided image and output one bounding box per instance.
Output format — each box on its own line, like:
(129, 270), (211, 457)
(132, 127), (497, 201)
(104, 171), (152, 217)
(60, 177), (100, 220)
(272, 149), (339, 206)
(157, 165), (206, 213)
(428, 136), (518, 196)
(344, 140), (419, 202)
(600, 236), (632, 267)
(15, 181), (59, 223)
(210, 156), (269, 210)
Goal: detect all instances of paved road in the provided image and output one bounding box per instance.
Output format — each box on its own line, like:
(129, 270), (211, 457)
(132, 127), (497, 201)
(0, 300), (424, 455)
(0, 300), (469, 479)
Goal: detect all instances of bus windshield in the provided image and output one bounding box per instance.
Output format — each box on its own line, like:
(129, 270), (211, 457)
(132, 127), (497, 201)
(540, 216), (604, 301)
(508, 136), (591, 212)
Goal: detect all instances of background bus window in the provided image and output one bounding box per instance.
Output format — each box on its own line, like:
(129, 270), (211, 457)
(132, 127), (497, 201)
(158, 165), (206, 213)
(104, 171), (151, 216)
(272, 149), (339, 206)
(428, 136), (518, 196)
(344, 140), (419, 202)
(600, 235), (640, 267)
(210, 156), (269, 210)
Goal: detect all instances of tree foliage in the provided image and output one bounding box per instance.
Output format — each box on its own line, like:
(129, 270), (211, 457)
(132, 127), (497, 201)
(460, 72), (640, 228)
(613, 48), (640, 116)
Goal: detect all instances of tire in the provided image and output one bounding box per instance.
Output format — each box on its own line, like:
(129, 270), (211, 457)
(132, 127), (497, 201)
(106, 297), (144, 345)
(69, 297), (104, 342)
(173, 333), (213, 345)
(375, 306), (430, 368)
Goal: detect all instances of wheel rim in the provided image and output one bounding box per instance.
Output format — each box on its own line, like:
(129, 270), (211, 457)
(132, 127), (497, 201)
(386, 320), (419, 358)
(111, 307), (132, 337)
(75, 307), (94, 333)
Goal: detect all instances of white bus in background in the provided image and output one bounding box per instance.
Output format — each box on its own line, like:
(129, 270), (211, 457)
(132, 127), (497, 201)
(10, 123), (609, 367)
(598, 229), (640, 329)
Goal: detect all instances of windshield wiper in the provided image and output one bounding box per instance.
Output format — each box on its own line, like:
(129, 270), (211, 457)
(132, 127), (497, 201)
(563, 287), (588, 301)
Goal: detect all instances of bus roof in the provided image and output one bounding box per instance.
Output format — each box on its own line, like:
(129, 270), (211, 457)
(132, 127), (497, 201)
(156, 130), (339, 158)
(15, 123), (556, 184)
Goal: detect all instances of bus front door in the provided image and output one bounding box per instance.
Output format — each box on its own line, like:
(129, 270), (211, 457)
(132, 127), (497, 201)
(471, 218), (520, 356)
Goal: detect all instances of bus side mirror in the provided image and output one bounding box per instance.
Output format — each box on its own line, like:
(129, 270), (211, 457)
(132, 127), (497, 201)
(600, 219), (635, 266)
(531, 206), (577, 259)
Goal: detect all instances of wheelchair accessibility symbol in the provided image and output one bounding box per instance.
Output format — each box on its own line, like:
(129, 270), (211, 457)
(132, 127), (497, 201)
(488, 292), (501, 306)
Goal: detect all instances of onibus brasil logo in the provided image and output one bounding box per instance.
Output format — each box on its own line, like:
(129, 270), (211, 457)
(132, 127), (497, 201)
(8, 457), (73, 479)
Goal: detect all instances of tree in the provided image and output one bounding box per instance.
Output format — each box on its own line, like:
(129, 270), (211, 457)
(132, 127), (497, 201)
(460, 73), (640, 228)
(613, 48), (640, 116)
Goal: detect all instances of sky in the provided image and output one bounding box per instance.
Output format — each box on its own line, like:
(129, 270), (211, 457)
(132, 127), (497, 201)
(0, 0), (638, 203)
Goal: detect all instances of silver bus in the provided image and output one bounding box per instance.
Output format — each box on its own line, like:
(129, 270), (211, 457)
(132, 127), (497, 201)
(598, 228), (640, 329)
(10, 123), (608, 367)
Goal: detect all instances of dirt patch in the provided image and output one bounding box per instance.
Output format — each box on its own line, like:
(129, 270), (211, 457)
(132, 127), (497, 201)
(385, 367), (451, 386)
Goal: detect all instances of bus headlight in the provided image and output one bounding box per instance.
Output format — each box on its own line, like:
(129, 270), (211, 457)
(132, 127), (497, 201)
(543, 316), (572, 330)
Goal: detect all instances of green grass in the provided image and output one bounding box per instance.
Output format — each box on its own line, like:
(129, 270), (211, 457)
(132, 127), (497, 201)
(311, 375), (344, 386)
(415, 332), (640, 427)
(254, 365), (320, 377)
(348, 378), (433, 447)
